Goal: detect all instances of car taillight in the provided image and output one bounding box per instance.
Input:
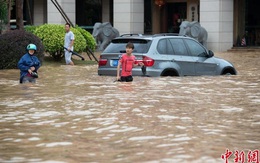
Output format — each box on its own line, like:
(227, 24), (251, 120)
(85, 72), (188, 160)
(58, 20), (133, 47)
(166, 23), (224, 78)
(134, 60), (143, 65)
(142, 56), (154, 67)
(98, 56), (107, 66)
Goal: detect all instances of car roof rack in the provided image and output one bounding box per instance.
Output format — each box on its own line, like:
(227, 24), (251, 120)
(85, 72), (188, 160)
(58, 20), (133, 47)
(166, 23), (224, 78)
(120, 33), (143, 37)
(153, 33), (179, 37)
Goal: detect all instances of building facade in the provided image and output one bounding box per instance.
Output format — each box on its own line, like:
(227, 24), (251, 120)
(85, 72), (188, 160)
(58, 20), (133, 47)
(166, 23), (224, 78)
(23, 0), (260, 52)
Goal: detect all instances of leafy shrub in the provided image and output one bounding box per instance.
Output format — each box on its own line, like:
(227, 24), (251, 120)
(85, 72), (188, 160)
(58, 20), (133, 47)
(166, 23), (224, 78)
(75, 25), (96, 51)
(24, 25), (38, 34)
(34, 24), (86, 60)
(0, 30), (44, 69)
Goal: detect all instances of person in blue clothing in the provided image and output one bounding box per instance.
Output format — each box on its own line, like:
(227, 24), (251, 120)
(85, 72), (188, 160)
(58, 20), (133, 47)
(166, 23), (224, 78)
(18, 44), (41, 84)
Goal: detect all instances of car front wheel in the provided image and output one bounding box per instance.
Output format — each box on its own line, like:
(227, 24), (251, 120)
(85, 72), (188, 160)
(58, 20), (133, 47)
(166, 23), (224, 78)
(221, 67), (237, 75)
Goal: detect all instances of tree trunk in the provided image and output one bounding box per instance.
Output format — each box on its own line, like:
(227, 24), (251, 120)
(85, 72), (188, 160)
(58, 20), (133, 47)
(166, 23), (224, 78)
(16, 0), (24, 30)
(7, 0), (12, 31)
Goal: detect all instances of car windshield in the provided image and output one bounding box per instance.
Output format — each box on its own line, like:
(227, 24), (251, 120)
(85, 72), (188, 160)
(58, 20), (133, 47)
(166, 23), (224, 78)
(103, 39), (152, 53)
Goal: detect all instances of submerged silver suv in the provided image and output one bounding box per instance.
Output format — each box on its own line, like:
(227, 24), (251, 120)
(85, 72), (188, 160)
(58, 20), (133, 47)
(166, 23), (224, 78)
(98, 34), (237, 77)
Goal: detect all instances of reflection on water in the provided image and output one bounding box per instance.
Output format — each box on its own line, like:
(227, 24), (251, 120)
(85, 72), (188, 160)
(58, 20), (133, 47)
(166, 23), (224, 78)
(0, 52), (259, 163)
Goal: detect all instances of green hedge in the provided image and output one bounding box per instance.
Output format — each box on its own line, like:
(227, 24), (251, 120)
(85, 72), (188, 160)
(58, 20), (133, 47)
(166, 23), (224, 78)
(75, 25), (96, 51)
(24, 24), (96, 61)
(34, 24), (87, 60)
(24, 25), (38, 34)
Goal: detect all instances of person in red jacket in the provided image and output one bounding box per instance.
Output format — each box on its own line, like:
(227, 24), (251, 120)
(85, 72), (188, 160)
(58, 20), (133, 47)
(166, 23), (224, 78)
(116, 42), (144, 82)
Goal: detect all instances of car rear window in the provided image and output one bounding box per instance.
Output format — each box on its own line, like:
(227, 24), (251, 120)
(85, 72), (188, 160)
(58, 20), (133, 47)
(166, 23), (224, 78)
(103, 39), (152, 53)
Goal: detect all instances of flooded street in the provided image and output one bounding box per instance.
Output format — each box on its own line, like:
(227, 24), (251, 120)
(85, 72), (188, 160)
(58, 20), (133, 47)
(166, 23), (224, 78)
(0, 51), (259, 163)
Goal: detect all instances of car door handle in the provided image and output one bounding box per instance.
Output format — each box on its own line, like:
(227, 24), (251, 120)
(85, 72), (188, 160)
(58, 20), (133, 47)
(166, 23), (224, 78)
(171, 59), (175, 62)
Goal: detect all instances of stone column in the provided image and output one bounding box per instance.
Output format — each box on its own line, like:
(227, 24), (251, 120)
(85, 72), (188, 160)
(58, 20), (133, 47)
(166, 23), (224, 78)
(114, 0), (144, 35)
(200, 0), (234, 52)
(47, 0), (75, 25)
(34, 0), (47, 25)
(102, 0), (110, 22)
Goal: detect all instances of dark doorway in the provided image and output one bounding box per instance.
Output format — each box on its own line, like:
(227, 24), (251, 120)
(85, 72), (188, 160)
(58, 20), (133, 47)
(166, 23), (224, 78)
(167, 2), (187, 33)
(76, 0), (102, 33)
(245, 0), (260, 46)
(144, 0), (152, 34)
(109, 0), (113, 25)
(236, 0), (260, 47)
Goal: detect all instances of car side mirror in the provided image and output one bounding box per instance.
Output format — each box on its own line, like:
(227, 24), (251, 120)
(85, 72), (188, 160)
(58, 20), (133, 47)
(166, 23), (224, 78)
(208, 50), (214, 58)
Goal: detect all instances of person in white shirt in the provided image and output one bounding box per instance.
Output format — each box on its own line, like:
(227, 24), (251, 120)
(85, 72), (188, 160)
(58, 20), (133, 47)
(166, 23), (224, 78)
(64, 23), (75, 65)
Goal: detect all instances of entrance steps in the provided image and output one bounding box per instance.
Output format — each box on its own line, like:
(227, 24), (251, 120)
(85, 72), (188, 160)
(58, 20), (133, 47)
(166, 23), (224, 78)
(228, 47), (260, 52)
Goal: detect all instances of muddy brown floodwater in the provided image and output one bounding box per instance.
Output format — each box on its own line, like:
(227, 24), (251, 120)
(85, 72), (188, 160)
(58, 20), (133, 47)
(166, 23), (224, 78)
(0, 51), (259, 163)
